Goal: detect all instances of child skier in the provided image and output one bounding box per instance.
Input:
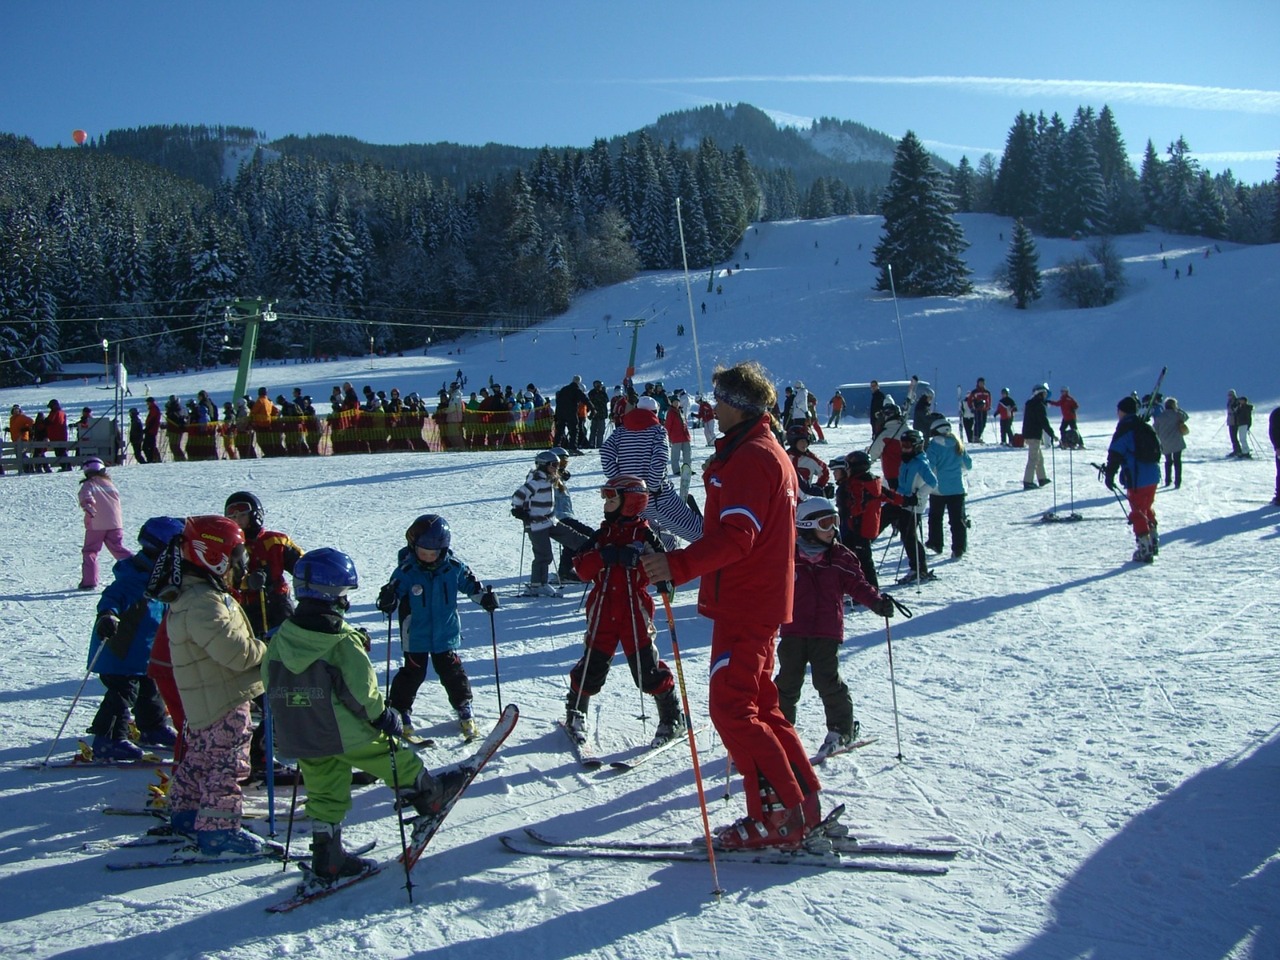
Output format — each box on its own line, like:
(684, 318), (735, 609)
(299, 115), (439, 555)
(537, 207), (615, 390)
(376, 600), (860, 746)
(223, 491), (303, 638)
(833, 450), (903, 589)
(265, 547), (469, 886)
(776, 497), (895, 758)
(510, 449), (589, 596)
(77, 457), (133, 590)
(165, 515), (272, 857)
(564, 475), (684, 747)
(87, 516), (185, 760)
(895, 430), (938, 584)
(376, 514), (498, 741)
(785, 424), (831, 497)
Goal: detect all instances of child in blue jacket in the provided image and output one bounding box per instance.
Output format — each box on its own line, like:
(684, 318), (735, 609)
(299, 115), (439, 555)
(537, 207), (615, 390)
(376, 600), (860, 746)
(376, 514), (497, 740)
(87, 516), (185, 760)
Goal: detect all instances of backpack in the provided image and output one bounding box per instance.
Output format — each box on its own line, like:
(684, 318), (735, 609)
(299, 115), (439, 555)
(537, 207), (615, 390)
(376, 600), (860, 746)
(1132, 420), (1162, 464)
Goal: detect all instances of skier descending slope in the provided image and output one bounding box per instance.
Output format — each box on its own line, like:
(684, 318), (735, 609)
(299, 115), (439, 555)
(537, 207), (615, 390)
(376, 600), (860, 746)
(264, 548), (469, 887)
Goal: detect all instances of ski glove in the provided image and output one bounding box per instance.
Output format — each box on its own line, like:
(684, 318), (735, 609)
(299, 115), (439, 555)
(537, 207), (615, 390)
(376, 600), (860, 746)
(511, 507), (530, 522)
(371, 707), (403, 740)
(243, 569), (268, 592)
(599, 545), (640, 568)
(96, 614), (119, 642)
(355, 627), (373, 652)
(823, 483), (836, 499)
(376, 582), (399, 613)
(900, 494), (918, 507)
(873, 594), (896, 618)
(479, 587), (499, 612)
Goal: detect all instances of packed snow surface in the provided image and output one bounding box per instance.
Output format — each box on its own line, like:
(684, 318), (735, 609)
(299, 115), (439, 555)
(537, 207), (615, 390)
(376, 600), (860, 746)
(1, 215), (1277, 959)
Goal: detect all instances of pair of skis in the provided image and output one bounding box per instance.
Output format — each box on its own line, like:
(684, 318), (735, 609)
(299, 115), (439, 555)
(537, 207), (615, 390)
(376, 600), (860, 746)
(560, 720), (700, 772)
(266, 703), (518, 912)
(502, 805), (957, 876)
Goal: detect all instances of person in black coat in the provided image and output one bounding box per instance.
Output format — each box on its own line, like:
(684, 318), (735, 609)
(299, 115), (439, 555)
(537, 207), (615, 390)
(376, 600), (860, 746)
(1269, 406), (1280, 505)
(1020, 384), (1055, 489)
(554, 377), (590, 452)
(868, 380), (886, 428)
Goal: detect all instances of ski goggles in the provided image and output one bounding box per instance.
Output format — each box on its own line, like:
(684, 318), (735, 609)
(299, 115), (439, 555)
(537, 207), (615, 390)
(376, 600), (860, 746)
(798, 513), (839, 531)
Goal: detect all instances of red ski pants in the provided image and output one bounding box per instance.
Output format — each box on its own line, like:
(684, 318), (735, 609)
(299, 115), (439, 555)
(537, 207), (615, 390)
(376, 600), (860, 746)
(1127, 484), (1157, 536)
(708, 619), (819, 820)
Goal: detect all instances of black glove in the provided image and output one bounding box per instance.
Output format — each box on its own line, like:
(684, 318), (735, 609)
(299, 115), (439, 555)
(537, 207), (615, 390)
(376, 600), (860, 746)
(823, 483), (836, 499)
(355, 627), (373, 652)
(598, 545), (620, 566)
(243, 569), (267, 592)
(901, 494), (918, 507)
(615, 545), (640, 568)
(96, 614), (119, 642)
(511, 506), (530, 522)
(560, 469), (571, 482)
(873, 594), (896, 618)
(479, 587), (499, 612)
(376, 582), (398, 613)
(1104, 472), (1116, 491)
(371, 707), (403, 739)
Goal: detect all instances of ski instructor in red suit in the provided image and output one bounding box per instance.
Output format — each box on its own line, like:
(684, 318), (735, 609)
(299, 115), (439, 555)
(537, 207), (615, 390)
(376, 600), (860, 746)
(641, 360), (821, 850)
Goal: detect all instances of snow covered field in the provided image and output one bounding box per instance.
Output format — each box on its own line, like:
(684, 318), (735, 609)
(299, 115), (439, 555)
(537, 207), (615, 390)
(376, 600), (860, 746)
(1, 215), (1277, 959)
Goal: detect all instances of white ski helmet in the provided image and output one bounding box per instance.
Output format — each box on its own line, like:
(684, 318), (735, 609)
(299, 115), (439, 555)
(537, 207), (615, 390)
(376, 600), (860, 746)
(795, 496), (838, 531)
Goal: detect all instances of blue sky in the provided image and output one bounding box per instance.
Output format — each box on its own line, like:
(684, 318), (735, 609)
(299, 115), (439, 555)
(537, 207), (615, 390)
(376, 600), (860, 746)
(3, 1), (1277, 184)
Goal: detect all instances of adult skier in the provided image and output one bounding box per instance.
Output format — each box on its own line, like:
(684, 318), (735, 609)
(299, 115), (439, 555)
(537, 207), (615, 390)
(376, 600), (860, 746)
(641, 360), (821, 851)
(1021, 384), (1056, 489)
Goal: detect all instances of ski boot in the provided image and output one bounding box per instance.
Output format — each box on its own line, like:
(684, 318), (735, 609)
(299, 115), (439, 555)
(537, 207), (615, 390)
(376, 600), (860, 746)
(91, 734), (145, 762)
(137, 724), (178, 749)
(651, 690), (685, 747)
(407, 767), (469, 819)
(195, 826), (280, 859)
(715, 786), (808, 852)
(565, 706), (588, 742)
(1132, 534), (1155, 564)
(310, 821), (376, 883)
(458, 702), (478, 741)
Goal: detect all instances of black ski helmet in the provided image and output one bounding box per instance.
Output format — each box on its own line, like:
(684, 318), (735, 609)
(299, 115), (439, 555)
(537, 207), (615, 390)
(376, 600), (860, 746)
(224, 491), (264, 534)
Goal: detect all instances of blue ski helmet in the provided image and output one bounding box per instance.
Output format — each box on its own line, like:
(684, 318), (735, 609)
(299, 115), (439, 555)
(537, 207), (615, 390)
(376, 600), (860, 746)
(293, 548), (359, 601)
(406, 514), (451, 553)
(138, 516), (185, 555)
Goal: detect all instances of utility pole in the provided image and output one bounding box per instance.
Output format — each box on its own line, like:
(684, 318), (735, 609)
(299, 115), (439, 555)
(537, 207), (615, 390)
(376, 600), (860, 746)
(227, 298), (276, 403)
(623, 318), (646, 385)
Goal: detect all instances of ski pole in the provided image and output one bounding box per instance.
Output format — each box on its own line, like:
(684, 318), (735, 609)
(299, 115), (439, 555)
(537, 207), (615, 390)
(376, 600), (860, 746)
(623, 575), (649, 730)
(385, 613), (393, 700)
(1049, 440), (1059, 514)
(882, 598), (914, 762)
(262, 695), (277, 838)
(517, 527), (526, 589)
(659, 589), (724, 899)
(386, 736), (414, 903)
(487, 609), (503, 713)
(41, 637), (108, 767)
(282, 760), (302, 872)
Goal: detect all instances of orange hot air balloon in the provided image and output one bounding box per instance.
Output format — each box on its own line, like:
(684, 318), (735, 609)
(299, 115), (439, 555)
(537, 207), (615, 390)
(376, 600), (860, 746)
(72, 129), (88, 146)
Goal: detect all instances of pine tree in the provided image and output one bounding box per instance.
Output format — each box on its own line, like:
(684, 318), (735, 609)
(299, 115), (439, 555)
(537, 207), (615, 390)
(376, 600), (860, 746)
(1139, 140), (1163, 226)
(994, 112), (1040, 219)
(950, 156), (975, 213)
(1004, 219), (1042, 309)
(872, 131), (972, 296)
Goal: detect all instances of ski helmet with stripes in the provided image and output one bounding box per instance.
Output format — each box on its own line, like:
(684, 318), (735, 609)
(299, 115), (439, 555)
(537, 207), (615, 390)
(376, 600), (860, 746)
(181, 515), (246, 578)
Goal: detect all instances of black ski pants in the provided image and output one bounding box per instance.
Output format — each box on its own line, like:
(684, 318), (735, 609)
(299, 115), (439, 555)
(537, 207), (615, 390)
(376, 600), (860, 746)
(774, 635), (855, 737)
(389, 651), (473, 718)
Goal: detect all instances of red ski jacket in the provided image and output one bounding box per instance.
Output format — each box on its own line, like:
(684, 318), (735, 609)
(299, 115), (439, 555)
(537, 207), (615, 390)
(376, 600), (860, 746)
(667, 416), (797, 625)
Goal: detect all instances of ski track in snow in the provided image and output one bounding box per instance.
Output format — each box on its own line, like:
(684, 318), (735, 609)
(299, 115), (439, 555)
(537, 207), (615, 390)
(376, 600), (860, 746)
(1, 215), (1278, 959)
